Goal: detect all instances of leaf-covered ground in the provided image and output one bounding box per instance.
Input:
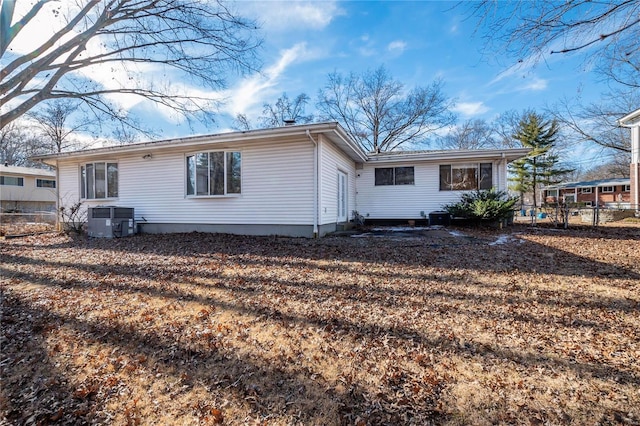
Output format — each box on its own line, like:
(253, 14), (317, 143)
(1, 224), (639, 425)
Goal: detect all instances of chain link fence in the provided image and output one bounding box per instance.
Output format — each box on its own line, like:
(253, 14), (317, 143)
(0, 211), (57, 236)
(513, 203), (640, 227)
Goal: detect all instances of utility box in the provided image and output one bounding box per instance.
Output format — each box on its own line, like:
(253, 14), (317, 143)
(429, 211), (451, 226)
(87, 206), (135, 238)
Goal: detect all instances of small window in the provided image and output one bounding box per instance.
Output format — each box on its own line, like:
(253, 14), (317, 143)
(36, 179), (56, 188)
(601, 186), (614, 193)
(0, 176), (24, 186)
(81, 162), (118, 199)
(585, 201), (593, 207)
(186, 151), (241, 196)
(580, 187), (592, 194)
(374, 167), (414, 186)
(440, 163), (492, 191)
(624, 185), (631, 192)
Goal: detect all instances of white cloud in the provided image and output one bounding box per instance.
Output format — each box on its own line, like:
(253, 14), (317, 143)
(245, 1), (344, 32)
(387, 40), (407, 54)
(453, 102), (490, 117)
(224, 43), (309, 116)
(518, 77), (548, 92)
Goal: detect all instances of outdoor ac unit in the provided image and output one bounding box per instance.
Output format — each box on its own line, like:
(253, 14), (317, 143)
(87, 206), (135, 238)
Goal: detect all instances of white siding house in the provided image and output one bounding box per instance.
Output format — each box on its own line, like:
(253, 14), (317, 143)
(34, 122), (528, 237)
(357, 150), (519, 221)
(0, 164), (57, 212)
(618, 108), (640, 211)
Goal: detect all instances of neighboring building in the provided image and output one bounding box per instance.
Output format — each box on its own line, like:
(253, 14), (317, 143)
(543, 178), (631, 209)
(32, 122), (529, 237)
(618, 108), (640, 211)
(0, 164), (57, 212)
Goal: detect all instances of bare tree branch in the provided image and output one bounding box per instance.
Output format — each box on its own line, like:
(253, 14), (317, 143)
(0, 0), (261, 133)
(317, 66), (455, 152)
(465, 0), (640, 88)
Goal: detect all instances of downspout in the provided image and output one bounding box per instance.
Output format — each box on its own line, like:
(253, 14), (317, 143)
(306, 130), (319, 237)
(54, 160), (60, 231)
(500, 152), (506, 190)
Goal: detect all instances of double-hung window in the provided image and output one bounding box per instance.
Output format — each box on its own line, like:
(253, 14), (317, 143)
(601, 186), (614, 193)
(186, 151), (241, 196)
(439, 163), (492, 191)
(81, 162), (118, 199)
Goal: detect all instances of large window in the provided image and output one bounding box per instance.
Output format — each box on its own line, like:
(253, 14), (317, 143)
(37, 178), (56, 188)
(439, 163), (492, 191)
(0, 176), (24, 186)
(186, 151), (241, 196)
(601, 186), (614, 193)
(374, 166), (414, 186)
(81, 162), (118, 199)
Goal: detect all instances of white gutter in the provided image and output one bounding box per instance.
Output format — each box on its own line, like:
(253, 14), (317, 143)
(306, 130), (319, 238)
(368, 148), (530, 163)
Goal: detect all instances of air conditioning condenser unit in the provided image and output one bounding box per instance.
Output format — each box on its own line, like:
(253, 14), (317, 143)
(87, 206), (135, 238)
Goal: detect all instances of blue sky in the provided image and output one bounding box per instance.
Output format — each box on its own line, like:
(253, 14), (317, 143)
(187, 1), (607, 137)
(8, 0), (614, 168)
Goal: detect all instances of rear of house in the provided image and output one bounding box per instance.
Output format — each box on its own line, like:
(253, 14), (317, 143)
(34, 122), (529, 237)
(36, 123), (366, 238)
(356, 150), (525, 222)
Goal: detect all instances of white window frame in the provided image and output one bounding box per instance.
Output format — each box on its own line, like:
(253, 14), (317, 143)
(0, 176), (24, 186)
(601, 186), (614, 193)
(80, 161), (118, 200)
(623, 185), (631, 192)
(439, 163), (493, 191)
(36, 178), (56, 188)
(374, 166), (415, 186)
(580, 187), (592, 194)
(186, 150), (242, 197)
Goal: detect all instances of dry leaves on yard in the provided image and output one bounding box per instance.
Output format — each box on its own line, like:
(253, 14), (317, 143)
(1, 224), (639, 425)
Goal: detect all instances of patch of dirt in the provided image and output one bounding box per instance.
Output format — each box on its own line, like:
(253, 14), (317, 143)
(1, 225), (639, 425)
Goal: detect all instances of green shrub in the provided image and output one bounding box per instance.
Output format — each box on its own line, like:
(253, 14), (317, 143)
(444, 189), (518, 223)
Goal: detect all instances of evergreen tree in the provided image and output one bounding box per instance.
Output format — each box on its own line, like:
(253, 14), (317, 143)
(508, 113), (572, 211)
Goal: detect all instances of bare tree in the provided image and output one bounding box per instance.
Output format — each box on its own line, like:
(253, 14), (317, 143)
(316, 66), (455, 152)
(27, 99), (96, 153)
(232, 93), (314, 131)
(0, 0), (261, 132)
(465, 1), (640, 89)
(580, 157), (630, 180)
(260, 93), (313, 128)
(436, 119), (497, 150)
(547, 94), (635, 154)
(0, 122), (46, 167)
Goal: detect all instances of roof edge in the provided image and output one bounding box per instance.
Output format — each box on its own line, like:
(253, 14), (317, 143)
(31, 122), (349, 163)
(618, 108), (640, 126)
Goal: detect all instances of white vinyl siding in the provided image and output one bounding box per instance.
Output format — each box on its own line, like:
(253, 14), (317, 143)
(57, 138), (315, 225)
(318, 135), (357, 225)
(0, 173), (57, 205)
(357, 161), (501, 219)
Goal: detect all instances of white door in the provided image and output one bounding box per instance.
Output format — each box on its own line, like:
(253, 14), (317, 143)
(337, 171), (347, 222)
